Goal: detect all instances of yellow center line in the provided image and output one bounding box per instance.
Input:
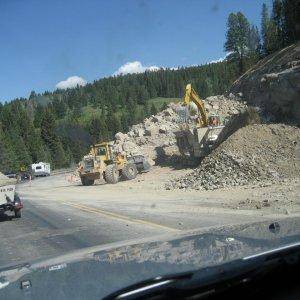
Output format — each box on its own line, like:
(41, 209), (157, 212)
(64, 202), (180, 232)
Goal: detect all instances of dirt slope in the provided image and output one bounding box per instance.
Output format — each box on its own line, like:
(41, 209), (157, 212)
(167, 124), (300, 190)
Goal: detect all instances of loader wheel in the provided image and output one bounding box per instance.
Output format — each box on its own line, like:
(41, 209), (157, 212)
(104, 165), (119, 184)
(122, 163), (138, 180)
(81, 176), (94, 186)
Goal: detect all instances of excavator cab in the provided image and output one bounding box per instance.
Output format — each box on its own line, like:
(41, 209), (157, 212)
(208, 115), (221, 126)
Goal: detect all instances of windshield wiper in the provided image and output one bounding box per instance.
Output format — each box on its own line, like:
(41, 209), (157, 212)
(104, 242), (300, 300)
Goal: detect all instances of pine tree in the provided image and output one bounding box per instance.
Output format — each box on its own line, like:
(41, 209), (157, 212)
(33, 104), (45, 128)
(150, 103), (158, 115)
(224, 12), (251, 73)
(51, 140), (68, 168)
(7, 128), (32, 170)
(272, 0), (284, 47)
(261, 3), (270, 55)
(89, 117), (102, 144)
(53, 98), (67, 118)
(0, 125), (17, 172)
(145, 101), (151, 116)
(266, 19), (281, 54)
(40, 108), (68, 168)
(27, 128), (47, 163)
(162, 102), (168, 110)
(110, 114), (122, 135)
(248, 25), (261, 62)
(40, 109), (56, 145)
(120, 112), (130, 132)
(282, 0), (300, 44)
(29, 90), (37, 100)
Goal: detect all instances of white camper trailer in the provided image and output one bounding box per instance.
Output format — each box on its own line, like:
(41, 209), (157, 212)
(31, 162), (51, 177)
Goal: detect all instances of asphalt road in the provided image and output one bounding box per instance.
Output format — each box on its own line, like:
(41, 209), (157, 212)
(0, 192), (165, 268)
(0, 174), (290, 268)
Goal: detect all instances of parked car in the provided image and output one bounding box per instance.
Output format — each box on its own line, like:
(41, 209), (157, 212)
(4, 172), (17, 179)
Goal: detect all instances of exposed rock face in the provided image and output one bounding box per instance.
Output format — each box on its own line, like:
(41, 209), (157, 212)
(166, 124), (300, 190)
(229, 43), (300, 124)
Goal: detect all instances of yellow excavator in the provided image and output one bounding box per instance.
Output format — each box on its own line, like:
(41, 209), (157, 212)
(176, 84), (224, 158)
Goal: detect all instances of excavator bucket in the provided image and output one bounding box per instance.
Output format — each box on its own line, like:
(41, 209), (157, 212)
(175, 125), (225, 158)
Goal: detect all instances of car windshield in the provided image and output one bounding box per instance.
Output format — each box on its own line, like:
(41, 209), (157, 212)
(0, 0), (299, 297)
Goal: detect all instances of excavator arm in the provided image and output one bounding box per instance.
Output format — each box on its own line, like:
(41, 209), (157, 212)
(183, 83), (209, 127)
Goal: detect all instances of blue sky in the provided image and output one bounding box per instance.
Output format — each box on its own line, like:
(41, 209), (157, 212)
(0, 0), (271, 102)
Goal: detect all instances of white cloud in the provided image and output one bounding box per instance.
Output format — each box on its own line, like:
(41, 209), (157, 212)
(55, 76), (87, 89)
(208, 52), (234, 64)
(209, 57), (225, 64)
(113, 61), (160, 76)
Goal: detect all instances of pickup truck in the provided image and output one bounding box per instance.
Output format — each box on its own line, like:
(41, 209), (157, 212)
(0, 173), (23, 218)
(0, 192), (23, 218)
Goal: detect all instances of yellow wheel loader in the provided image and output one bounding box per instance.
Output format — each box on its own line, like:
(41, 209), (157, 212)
(77, 142), (150, 186)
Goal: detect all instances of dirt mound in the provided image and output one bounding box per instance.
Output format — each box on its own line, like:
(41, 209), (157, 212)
(229, 43), (300, 124)
(113, 97), (247, 165)
(166, 124), (300, 190)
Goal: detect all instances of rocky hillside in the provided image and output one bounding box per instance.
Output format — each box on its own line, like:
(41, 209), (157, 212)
(229, 43), (300, 124)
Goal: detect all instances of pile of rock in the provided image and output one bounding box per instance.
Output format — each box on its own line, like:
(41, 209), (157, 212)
(113, 96), (248, 165)
(166, 124), (300, 190)
(204, 94), (247, 123)
(113, 103), (182, 165)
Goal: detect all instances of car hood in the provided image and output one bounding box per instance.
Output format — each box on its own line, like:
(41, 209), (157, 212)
(0, 217), (299, 299)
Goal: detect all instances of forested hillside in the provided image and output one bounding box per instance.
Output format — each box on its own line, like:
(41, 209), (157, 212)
(0, 61), (240, 172)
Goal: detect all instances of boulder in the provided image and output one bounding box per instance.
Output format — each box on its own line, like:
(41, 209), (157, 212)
(132, 127), (145, 137)
(127, 130), (135, 137)
(122, 141), (139, 153)
(145, 125), (159, 136)
(135, 136), (147, 145)
(159, 125), (168, 134)
(115, 132), (128, 141)
(163, 108), (173, 117)
(212, 103), (219, 110)
(151, 115), (163, 123)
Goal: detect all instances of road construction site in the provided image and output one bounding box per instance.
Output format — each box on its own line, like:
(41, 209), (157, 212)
(1, 43), (299, 268)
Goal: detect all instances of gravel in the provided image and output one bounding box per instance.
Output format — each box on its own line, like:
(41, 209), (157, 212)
(166, 124), (300, 190)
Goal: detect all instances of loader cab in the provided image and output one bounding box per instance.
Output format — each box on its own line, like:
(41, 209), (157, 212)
(91, 142), (116, 163)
